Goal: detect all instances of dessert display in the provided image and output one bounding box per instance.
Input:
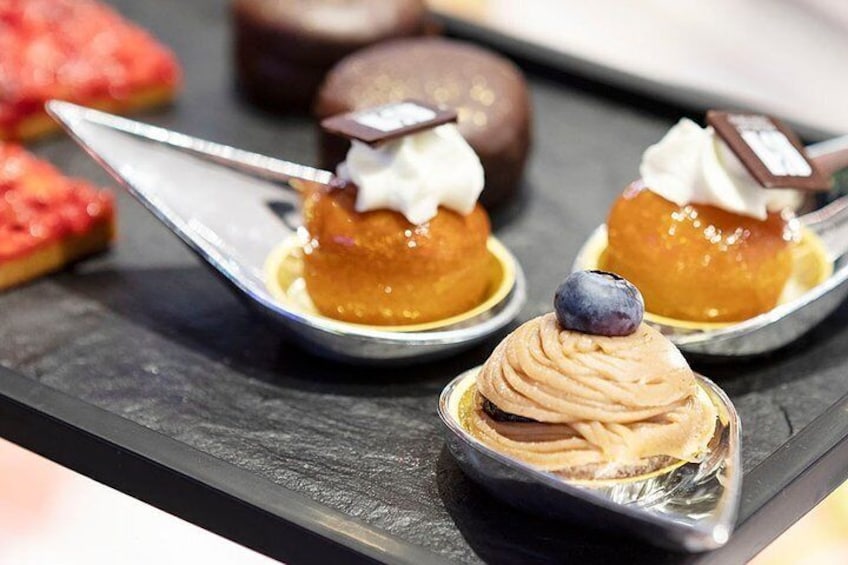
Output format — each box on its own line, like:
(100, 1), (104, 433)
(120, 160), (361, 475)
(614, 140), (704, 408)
(314, 37), (532, 207)
(0, 143), (115, 291)
(232, 0), (428, 112)
(0, 0), (181, 142)
(45, 99), (523, 361)
(461, 271), (718, 480)
(23, 1), (848, 554)
(440, 271), (740, 548)
(297, 101), (493, 326)
(598, 112), (832, 324)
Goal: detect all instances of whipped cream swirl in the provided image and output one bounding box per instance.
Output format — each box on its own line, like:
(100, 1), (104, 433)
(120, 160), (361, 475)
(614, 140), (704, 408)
(640, 118), (801, 220)
(336, 124), (484, 225)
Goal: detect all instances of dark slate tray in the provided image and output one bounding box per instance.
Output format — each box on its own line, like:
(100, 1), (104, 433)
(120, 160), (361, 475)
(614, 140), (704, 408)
(1, 1), (847, 563)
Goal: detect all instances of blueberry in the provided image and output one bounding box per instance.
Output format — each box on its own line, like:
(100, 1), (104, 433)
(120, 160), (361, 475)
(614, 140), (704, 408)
(554, 270), (644, 336)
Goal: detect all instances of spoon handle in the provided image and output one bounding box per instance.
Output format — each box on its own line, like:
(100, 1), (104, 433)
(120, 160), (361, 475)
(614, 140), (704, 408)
(801, 194), (848, 257)
(801, 135), (848, 255)
(808, 134), (848, 178)
(45, 100), (335, 190)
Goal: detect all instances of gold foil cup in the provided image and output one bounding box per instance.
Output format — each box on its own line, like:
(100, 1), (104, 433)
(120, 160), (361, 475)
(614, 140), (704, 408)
(264, 235), (517, 332)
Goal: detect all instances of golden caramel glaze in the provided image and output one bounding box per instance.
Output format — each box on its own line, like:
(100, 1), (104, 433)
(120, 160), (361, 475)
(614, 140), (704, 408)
(602, 184), (797, 323)
(302, 184), (491, 325)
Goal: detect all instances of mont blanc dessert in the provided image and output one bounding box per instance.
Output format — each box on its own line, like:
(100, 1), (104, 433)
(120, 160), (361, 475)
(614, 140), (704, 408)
(601, 112), (829, 323)
(465, 271), (718, 480)
(301, 101), (491, 325)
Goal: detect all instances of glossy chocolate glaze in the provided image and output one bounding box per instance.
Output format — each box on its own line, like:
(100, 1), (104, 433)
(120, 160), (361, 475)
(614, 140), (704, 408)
(232, 0), (427, 111)
(315, 37), (532, 207)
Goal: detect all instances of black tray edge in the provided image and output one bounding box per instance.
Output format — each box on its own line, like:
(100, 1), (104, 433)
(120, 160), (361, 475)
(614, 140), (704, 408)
(0, 365), (444, 565)
(699, 391), (848, 563)
(2, 361), (847, 563)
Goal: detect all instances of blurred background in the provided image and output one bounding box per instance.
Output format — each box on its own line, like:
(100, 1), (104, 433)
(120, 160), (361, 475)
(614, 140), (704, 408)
(430, 0), (848, 137)
(0, 438), (274, 564)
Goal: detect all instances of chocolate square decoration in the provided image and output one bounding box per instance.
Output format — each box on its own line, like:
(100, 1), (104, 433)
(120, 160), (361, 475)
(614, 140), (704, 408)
(707, 110), (830, 191)
(320, 100), (458, 145)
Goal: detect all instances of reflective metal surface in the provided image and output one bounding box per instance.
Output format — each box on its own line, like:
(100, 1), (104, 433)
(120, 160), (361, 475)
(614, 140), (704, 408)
(47, 101), (526, 363)
(573, 135), (848, 357)
(438, 367), (741, 552)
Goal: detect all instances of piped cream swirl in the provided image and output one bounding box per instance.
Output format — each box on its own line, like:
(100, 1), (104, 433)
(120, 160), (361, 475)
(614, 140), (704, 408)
(471, 314), (717, 474)
(640, 118), (803, 220)
(337, 123), (484, 225)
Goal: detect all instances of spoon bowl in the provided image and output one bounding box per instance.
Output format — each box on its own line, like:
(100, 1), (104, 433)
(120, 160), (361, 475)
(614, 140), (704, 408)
(46, 101), (526, 363)
(572, 135), (848, 357)
(439, 367), (741, 552)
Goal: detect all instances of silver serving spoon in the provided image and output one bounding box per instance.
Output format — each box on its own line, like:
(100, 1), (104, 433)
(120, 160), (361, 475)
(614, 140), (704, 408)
(573, 135), (848, 357)
(46, 101), (526, 363)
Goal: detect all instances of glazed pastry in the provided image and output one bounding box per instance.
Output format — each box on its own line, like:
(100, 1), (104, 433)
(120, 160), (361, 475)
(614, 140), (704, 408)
(314, 37), (532, 207)
(0, 0), (180, 142)
(467, 271), (717, 480)
(232, 0), (428, 112)
(602, 117), (807, 323)
(0, 144), (115, 291)
(302, 102), (491, 325)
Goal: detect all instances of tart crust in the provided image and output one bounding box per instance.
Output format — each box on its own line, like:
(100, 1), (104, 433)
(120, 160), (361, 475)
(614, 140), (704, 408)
(1, 86), (176, 142)
(0, 0), (181, 142)
(1, 143), (116, 291)
(0, 218), (114, 291)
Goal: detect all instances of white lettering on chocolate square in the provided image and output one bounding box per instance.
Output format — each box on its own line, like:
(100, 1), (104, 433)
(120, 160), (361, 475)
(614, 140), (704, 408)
(354, 102), (437, 133)
(741, 130), (812, 177)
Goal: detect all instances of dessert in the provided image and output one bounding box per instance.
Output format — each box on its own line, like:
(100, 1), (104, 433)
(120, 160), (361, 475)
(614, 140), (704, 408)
(464, 271), (718, 480)
(314, 37), (532, 207)
(0, 0), (181, 142)
(232, 0), (428, 112)
(300, 101), (491, 326)
(601, 113), (829, 323)
(0, 143), (115, 291)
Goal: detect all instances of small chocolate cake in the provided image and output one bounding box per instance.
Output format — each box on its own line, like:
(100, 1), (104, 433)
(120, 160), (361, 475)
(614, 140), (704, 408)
(232, 0), (427, 112)
(315, 37), (532, 207)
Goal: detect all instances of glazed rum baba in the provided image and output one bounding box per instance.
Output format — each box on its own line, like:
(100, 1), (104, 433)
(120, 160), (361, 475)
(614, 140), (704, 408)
(467, 271), (717, 480)
(602, 118), (810, 323)
(301, 104), (491, 325)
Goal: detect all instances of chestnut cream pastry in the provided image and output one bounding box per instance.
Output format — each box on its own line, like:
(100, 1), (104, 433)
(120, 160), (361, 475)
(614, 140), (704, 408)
(468, 271), (718, 480)
(303, 103), (491, 325)
(602, 116), (808, 323)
